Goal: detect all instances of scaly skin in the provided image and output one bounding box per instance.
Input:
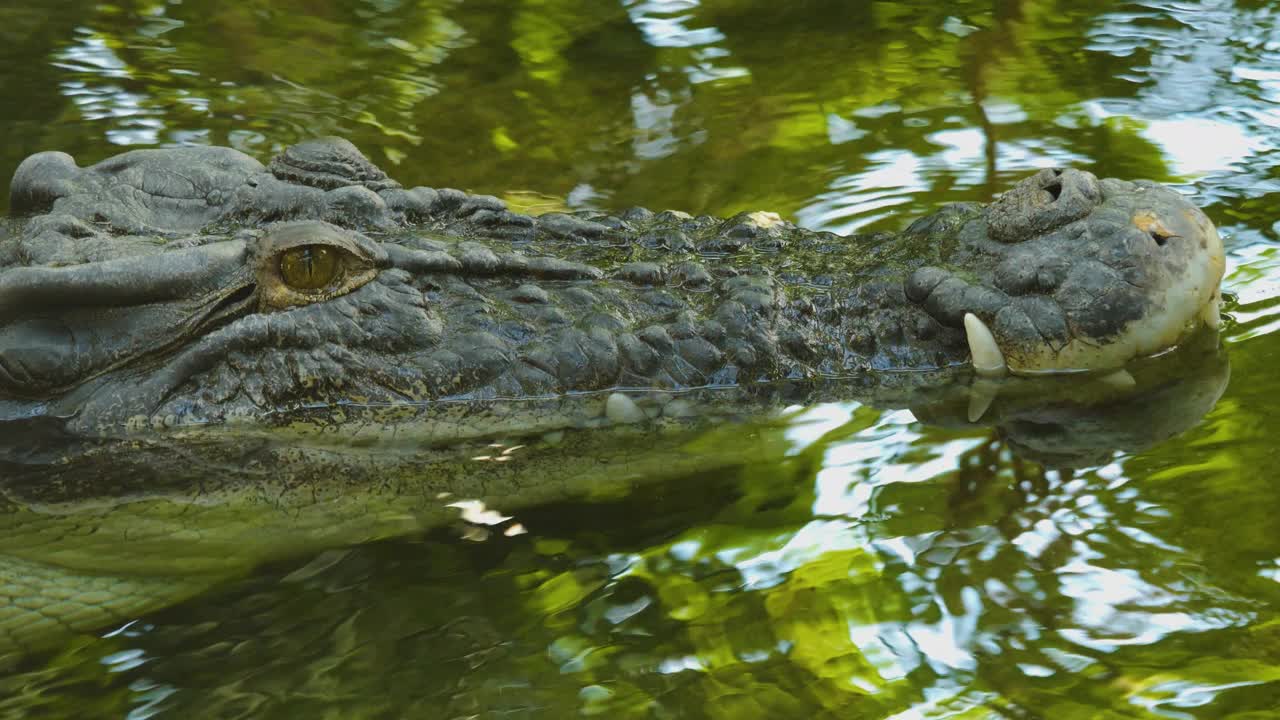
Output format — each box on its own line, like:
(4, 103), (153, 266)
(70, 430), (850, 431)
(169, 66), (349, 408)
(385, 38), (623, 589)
(0, 138), (1228, 657)
(0, 138), (1224, 433)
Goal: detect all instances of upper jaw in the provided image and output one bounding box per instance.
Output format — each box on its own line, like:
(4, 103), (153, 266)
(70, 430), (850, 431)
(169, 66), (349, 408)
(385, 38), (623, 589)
(2, 140), (1227, 422)
(909, 169), (1225, 376)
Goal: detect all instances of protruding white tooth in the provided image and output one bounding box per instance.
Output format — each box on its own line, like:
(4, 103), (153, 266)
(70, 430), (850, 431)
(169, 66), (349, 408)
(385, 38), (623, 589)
(1201, 294), (1222, 330)
(1097, 369), (1136, 390)
(964, 313), (1006, 377)
(967, 379), (999, 423)
(605, 392), (646, 424)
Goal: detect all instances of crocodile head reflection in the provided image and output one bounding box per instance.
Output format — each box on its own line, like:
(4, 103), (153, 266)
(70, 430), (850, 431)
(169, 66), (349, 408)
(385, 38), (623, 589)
(912, 326), (1230, 467)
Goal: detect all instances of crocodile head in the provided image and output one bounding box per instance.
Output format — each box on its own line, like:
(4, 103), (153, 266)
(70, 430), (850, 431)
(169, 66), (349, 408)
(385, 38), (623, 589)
(0, 141), (1225, 437)
(904, 168), (1225, 375)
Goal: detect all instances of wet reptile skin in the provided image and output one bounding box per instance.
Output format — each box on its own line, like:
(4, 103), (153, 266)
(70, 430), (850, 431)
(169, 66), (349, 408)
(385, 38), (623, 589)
(0, 138), (1223, 435)
(0, 138), (1227, 657)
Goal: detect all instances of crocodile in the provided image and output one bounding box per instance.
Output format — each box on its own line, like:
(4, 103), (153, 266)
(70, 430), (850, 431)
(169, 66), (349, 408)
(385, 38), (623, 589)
(0, 138), (1227, 657)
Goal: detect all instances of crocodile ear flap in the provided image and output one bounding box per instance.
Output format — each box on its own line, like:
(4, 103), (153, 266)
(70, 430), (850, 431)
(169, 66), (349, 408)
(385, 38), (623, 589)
(986, 168), (1103, 243)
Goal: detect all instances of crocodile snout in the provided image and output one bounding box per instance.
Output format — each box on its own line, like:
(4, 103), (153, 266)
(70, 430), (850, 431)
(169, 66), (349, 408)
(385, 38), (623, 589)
(907, 172), (1225, 375)
(988, 168), (1103, 243)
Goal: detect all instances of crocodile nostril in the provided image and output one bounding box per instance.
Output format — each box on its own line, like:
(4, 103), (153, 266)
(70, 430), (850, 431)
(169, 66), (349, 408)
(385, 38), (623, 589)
(987, 168), (1102, 243)
(1044, 180), (1063, 202)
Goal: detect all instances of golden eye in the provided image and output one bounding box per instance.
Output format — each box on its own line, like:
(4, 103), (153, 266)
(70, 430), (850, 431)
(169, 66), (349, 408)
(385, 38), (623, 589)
(279, 245), (340, 291)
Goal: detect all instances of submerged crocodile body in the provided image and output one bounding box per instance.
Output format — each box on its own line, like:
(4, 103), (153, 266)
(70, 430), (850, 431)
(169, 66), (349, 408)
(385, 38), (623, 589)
(0, 138), (1227, 656)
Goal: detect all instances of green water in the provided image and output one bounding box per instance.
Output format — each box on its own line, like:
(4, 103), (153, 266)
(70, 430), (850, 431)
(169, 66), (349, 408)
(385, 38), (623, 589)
(2, 0), (1280, 717)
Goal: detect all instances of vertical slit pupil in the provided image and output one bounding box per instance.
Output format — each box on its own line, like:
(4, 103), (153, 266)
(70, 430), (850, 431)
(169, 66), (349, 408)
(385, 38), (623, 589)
(280, 245), (338, 290)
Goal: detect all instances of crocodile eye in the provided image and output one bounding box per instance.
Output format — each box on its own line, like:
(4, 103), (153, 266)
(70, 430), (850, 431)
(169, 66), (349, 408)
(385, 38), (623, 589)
(279, 245), (340, 291)
(254, 221), (387, 311)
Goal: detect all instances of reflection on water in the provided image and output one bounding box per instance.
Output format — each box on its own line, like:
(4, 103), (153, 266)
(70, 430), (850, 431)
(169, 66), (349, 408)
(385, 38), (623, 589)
(2, 0), (1280, 717)
(1088, 0), (1280, 228)
(2, 341), (1261, 718)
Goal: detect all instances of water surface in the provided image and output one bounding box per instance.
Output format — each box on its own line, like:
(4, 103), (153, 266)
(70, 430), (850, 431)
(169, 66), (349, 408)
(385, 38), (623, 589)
(1, 1), (1279, 717)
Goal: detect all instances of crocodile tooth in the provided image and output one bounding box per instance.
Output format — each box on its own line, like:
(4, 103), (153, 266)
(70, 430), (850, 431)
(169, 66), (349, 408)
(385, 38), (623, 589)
(1097, 369), (1136, 390)
(967, 379), (999, 423)
(605, 392), (646, 424)
(964, 313), (1007, 377)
